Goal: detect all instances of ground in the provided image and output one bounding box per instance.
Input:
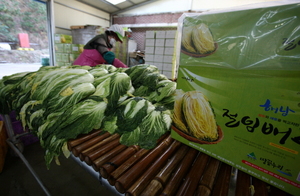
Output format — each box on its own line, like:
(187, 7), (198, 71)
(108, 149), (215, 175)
(0, 49), (49, 64)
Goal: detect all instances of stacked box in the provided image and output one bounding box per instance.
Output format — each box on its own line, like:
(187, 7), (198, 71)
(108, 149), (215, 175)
(166, 30), (176, 39)
(145, 46), (154, 54)
(144, 30), (176, 76)
(156, 31), (166, 39)
(155, 38), (165, 47)
(154, 47), (164, 55)
(71, 25), (105, 45)
(146, 31), (155, 39)
(153, 45), (164, 71)
(162, 30), (176, 79)
(54, 34), (73, 44)
(54, 43), (64, 53)
(145, 39), (155, 47)
(63, 44), (72, 53)
(54, 34), (83, 66)
(144, 31), (156, 66)
(55, 26), (103, 66)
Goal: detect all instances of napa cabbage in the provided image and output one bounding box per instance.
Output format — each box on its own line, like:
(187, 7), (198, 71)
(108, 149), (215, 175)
(119, 105), (172, 149)
(102, 97), (154, 134)
(0, 63), (176, 168)
(42, 98), (107, 168)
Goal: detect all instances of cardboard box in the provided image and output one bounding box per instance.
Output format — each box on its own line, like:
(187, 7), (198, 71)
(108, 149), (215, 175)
(145, 39), (155, 47)
(69, 53), (78, 63)
(54, 34), (72, 44)
(63, 44), (72, 53)
(55, 61), (65, 66)
(163, 63), (172, 71)
(166, 30), (176, 38)
(163, 55), (173, 63)
(156, 31), (166, 39)
(144, 61), (154, 65)
(162, 70), (172, 78)
(145, 54), (154, 62)
(154, 55), (164, 63)
(172, 2), (300, 195)
(155, 39), (165, 47)
(78, 44), (84, 53)
(154, 47), (165, 55)
(154, 63), (163, 70)
(145, 46), (155, 54)
(164, 47), (174, 55)
(64, 62), (73, 66)
(146, 31), (155, 39)
(61, 53), (70, 63)
(54, 43), (64, 53)
(70, 44), (80, 54)
(55, 53), (62, 62)
(165, 39), (175, 47)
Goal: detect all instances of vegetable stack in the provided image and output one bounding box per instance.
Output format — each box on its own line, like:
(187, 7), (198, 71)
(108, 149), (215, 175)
(0, 64), (176, 168)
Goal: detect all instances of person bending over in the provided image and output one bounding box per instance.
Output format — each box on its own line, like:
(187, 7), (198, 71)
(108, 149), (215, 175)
(73, 24), (128, 68)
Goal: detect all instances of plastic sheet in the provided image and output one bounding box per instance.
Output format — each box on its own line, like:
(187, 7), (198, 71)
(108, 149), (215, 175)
(172, 2), (300, 195)
(175, 0), (300, 71)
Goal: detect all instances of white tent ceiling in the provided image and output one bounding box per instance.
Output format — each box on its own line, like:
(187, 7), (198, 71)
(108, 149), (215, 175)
(76, 0), (160, 14)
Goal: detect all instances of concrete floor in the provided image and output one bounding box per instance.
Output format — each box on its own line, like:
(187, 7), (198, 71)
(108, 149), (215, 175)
(0, 139), (118, 196)
(0, 63), (43, 79)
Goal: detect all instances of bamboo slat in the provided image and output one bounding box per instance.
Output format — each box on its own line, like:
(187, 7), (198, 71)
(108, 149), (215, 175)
(84, 135), (120, 165)
(108, 148), (149, 186)
(67, 131), (292, 196)
(141, 144), (190, 196)
(268, 185), (291, 196)
(114, 135), (174, 194)
(141, 179), (163, 196)
(92, 144), (127, 171)
(161, 147), (199, 196)
(99, 145), (140, 179)
(126, 140), (182, 196)
(67, 129), (102, 151)
(175, 152), (210, 196)
(79, 133), (119, 161)
(107, 134), (169, 186)
(252, 177), (269, 196)
(211, 162), (232, 196)
(235, 170), (252, 196)
(195, 157), (220, 196)
(71, 131), (111, 157)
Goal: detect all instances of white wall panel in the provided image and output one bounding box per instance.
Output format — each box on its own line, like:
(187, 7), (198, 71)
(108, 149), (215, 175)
(119, 0), (284, 15)
(54, 0), (110, 34)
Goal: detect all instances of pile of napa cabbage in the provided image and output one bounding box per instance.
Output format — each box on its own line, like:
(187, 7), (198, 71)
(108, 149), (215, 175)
(0, 64), (176, 168)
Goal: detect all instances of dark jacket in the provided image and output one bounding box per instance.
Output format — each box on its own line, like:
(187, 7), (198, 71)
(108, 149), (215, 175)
(84, 34), (113, 55)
